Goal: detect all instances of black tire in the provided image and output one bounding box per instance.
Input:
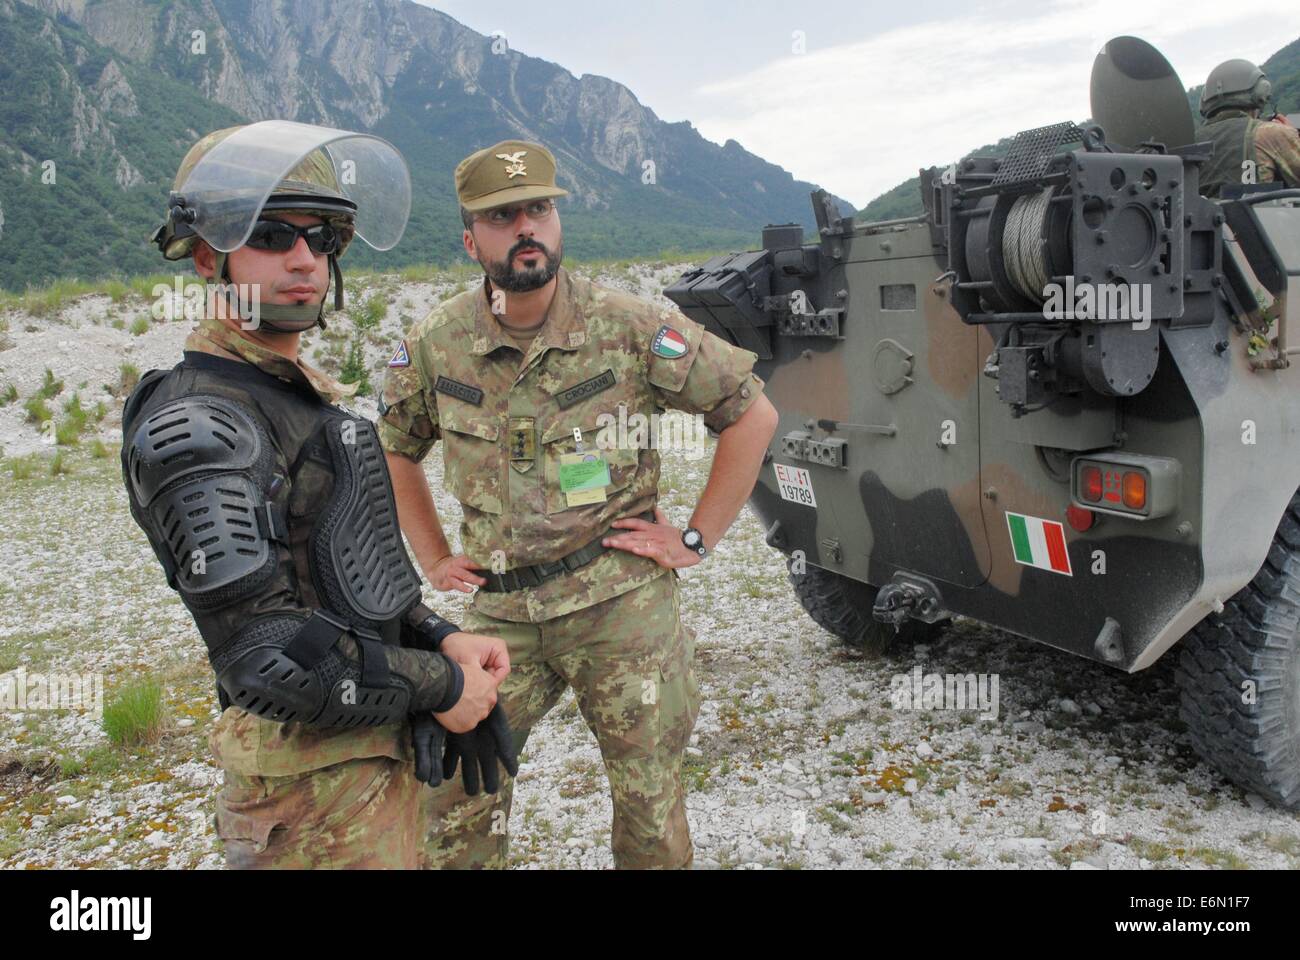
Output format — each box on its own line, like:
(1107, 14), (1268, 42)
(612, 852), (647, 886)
(1176, 491), (1300, 809)
(789, 565), (945, 650)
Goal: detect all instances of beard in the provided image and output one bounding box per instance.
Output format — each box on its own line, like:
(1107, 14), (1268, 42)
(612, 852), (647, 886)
(481, 237), (563, 293)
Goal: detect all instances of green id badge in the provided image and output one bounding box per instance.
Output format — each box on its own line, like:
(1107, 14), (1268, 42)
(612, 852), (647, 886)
(559, 452), (610, 506)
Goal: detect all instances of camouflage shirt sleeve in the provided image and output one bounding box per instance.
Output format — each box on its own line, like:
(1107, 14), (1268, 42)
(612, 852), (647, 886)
(645, 308), (765, 432)
(1255, 122), (1300, 188)
(376, 336), (439, 462)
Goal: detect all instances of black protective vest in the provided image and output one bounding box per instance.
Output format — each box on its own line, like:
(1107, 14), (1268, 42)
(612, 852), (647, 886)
(120, 352), (422, 709)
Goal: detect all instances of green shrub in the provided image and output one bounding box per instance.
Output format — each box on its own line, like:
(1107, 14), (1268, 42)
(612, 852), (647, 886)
(339, 338), (372, 396)
(129, 315), (150, 336)
(118, 362), (140, 396)
(8, 454), (40, 479)
(23, 395), (52, 425)
(0, 383), (16, 405)
(36, 368), (63, 400)
(102, 677), (166, 747)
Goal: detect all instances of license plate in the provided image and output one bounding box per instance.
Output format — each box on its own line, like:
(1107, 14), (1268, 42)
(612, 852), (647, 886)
(774, 463), (817, 507)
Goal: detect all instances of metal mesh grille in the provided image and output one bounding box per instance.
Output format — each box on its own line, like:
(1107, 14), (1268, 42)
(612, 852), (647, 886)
(990, 122), (1087, 186)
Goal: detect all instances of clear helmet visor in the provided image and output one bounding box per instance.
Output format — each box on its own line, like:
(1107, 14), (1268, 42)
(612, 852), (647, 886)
(174, 119), (411, 253)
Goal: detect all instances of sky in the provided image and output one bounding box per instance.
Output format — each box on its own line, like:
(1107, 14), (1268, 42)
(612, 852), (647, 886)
(415, 0), (1300, 210)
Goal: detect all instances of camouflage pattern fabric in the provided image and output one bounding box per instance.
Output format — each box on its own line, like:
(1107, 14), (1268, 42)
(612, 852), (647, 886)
(1254, 121), (1300, 187)
(184, 312), (358, 403)
(213, 755), (423, 869)
(377, 265), (764, 623)
(420, 573), (700, 869)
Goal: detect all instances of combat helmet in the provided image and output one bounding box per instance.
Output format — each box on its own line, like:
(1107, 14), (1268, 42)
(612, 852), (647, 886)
(1199, 59), (1273, 119)
(152, 120), (411, 332)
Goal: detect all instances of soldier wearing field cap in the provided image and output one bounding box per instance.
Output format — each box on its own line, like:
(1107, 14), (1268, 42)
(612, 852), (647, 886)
(378, 138), (779, 868)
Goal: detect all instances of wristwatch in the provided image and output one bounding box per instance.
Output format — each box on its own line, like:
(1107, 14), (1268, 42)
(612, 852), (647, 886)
(681, 526), (708, 559)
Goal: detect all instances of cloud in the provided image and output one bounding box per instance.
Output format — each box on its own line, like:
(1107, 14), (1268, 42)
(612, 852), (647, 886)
(689, 0), (1300, 209)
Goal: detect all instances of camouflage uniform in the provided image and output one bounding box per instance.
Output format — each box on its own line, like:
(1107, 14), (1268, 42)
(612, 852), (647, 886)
(181, 314), (429, 869)
(1197, 109), (1300, 198)
(378, 266), (763, 867)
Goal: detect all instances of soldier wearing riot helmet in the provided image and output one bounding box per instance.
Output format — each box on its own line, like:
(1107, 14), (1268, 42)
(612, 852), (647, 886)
(122, 120), (517, 868)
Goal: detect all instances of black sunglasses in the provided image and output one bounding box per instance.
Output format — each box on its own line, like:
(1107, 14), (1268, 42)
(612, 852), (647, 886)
(245, 219), (341, 255)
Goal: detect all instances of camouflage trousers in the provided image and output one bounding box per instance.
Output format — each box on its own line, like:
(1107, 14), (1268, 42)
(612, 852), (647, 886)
(213, 755), (425, 869)
(214, 754), (421, 868)
(421, 570), (700, 869)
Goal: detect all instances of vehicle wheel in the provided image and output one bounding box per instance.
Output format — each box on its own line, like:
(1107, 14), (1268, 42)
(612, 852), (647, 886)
(789, 565), (945, 650)
(1176, 491), (1300, 809)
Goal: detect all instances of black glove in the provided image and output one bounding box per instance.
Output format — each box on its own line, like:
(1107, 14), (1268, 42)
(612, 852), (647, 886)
(411, 713), (448, 788)
(443, 703), (519, 795)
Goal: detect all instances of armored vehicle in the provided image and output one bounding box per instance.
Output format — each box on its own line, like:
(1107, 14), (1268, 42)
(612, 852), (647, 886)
(666, 37), (1300, 807)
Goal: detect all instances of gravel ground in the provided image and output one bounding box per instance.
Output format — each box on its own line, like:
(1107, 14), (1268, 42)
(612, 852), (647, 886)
(1, 267), (1298, 870)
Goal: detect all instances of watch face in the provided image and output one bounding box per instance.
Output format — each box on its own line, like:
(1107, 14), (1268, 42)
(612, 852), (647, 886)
(683, 528), (702, 548)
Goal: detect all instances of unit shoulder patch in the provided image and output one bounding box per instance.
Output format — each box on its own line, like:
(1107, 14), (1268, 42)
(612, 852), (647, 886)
(387, 340), (410, 367)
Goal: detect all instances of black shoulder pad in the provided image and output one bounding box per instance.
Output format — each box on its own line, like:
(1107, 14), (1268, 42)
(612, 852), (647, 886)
(126, 394), (269, 504)
(125, 394), (280, 610)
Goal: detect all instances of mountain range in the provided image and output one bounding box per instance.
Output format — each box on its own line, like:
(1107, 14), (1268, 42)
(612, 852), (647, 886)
(0, 0), (852, 291)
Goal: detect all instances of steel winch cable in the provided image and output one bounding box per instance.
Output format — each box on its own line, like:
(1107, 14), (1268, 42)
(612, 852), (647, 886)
(1002, 186), (1054, 303)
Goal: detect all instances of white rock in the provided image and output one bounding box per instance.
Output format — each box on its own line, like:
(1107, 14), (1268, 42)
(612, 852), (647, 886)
(1058, 699), (1081, 716)
(782, 786), (809, 800)
(1069, 860), (1101, 870)
(999, 837), (1051, 854)
(55, 794), (77, 805)
(143, 830), (168, 848)
(1013, 721), (1046, 735)
(1244, 793), (1269, 812)
(1084, 702), (1103, 716)
(175, 718), (195, 728)
(904, 778), (919, 795)
(916, 741), (934, 758)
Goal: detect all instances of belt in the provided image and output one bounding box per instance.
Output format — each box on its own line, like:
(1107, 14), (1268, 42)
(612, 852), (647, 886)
(479, 510), (656, 593)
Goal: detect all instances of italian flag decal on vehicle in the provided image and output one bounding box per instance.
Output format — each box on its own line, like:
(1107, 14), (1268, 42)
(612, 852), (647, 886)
(652, 325), (688, 358)
(1005, 512), (1072, 576)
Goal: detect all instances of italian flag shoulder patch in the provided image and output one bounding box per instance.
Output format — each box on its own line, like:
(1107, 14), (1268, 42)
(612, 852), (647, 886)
(651, 324), (688, 358)
(1005, 512), (1072, 576)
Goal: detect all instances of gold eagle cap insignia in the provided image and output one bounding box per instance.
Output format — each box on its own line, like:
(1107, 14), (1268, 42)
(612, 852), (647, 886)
(495, 151), (528, 179)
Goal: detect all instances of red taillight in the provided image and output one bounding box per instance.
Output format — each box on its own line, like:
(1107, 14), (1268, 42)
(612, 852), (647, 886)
(1081, 466), (1103, 502)
(1066, 505), (1095, 532)
(1122, 471), (1147, 510)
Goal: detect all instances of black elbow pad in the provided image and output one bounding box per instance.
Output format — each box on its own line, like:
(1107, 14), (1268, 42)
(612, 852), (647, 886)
(212, 614), (411, 727)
